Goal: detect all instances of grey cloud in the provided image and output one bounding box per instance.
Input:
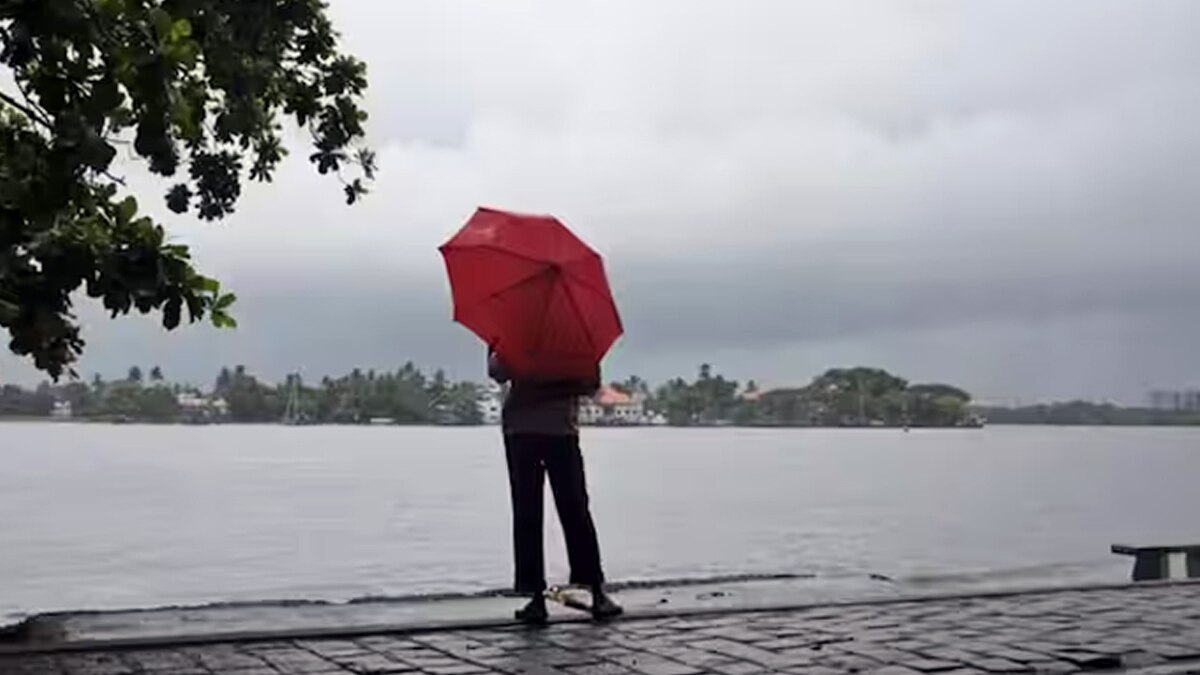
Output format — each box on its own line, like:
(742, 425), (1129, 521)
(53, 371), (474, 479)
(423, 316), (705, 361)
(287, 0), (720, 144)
(33, 243), (1195, 403)
(617, 254), (1200, 352)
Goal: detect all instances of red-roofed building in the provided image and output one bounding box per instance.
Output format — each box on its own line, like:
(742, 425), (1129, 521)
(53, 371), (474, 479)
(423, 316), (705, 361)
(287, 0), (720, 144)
(580, 385), (660, 425)
(595, 385), (633, 407)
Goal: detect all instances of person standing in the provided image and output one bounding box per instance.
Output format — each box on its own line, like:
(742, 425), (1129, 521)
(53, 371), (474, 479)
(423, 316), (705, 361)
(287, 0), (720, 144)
(489, 349), (623, 624)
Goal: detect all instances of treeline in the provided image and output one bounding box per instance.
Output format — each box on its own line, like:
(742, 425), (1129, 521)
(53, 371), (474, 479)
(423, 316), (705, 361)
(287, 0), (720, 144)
(15, 361), (1192, 428)
(1, 366), (182, 422)
(262, 365), (484, 425)
(644, 365), (979, 427)
(977, 401), (1200, 426)
(0, 364), (485, 425)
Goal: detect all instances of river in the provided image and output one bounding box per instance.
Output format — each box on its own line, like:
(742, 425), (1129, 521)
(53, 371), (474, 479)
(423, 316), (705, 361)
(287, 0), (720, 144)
(2, 423), (1198, 623)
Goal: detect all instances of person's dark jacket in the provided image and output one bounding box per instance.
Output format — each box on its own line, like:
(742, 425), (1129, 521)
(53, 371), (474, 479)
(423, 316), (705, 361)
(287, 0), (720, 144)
(489, 352), (600, 436)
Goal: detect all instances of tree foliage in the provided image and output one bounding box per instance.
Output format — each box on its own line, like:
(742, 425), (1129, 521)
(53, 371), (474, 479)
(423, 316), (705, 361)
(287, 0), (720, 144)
(1, 0), (373, 378)
(978, 401), (1200, 426)
(650, 365), (976, 427)
(213, 363), (485, 425)
(1, 362), (485, 424)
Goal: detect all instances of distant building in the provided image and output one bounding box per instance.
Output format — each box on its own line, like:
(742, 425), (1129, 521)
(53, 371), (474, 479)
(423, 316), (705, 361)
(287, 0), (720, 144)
(580, 385), (653, 425)
(1148, 389), (1200, 411)
(578, 398), (603, 425)
(51, 400), (72, 419)
(176, 392), (229, 422)
(479, 383), (503, 425)
(740, 387), (764, 403)
(481, 384), (664, 426)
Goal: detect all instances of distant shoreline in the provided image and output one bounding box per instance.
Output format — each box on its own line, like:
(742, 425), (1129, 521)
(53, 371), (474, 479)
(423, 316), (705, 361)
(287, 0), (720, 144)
(3, 418), (1198, 428)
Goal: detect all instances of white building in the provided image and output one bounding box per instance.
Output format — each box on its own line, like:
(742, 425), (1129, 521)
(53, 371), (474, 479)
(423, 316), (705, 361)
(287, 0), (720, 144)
(482, 384), (663, 426)
(580, 385), (650, 425)
(479, 383), (503, 425)
(51, 400), (72, 419)
(176, 392), (229, 421)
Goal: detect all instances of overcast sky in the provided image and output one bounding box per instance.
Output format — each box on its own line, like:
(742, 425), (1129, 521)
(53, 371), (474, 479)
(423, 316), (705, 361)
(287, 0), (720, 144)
(3, 0), (1200, 403)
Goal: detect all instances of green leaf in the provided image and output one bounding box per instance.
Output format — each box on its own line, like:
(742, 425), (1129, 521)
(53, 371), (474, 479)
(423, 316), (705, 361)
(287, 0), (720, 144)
(97, 0), (125, 16)
(149, 8), (173, 41)
(211, 310), (238, 329)
(0, 297), (18, 322)
(196, 277), (220, 294)
(170, 19), (192, 41)
(170, 98), (196, 136)
(166, 184), (191, 214)
(215, 293), (237, 311)
(163, 297), (182, 330)
(117, 196), (138, 224)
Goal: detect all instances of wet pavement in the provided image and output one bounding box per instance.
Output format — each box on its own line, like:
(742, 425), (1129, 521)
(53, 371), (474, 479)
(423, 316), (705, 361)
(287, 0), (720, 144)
(7, 576), (901, 647)
(3, 582), (1200, 674)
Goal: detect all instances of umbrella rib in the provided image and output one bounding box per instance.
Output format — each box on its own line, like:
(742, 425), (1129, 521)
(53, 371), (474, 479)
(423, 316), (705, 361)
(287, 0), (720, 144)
(456, 265), (554, 321)
(444, 242), (599, 271)
(442, 243), (552, 266)
(563, 279), (599, 355)
(559, 255), (614, 299)
(462, 268), (557, 351)
(533, 270), (556, 360)
(444, 244), (557, 315)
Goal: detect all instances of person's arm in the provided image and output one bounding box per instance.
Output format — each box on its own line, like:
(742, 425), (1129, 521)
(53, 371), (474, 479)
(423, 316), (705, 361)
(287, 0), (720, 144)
(576, 370), (601, 397)
(488, 351), (511, 384)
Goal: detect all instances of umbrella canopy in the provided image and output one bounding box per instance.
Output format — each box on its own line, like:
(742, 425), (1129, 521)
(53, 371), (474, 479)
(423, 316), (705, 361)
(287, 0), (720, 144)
(439, 207), (623, 379)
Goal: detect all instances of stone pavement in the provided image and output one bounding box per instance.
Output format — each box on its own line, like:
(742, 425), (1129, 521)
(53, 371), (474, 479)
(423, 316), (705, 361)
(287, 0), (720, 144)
(3, 583), (1199, 675)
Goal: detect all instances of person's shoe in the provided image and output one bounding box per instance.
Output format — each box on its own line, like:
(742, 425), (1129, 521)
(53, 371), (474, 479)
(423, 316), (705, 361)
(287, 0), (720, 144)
(515, 597), (548, 625)
(590, 590), (623, 621)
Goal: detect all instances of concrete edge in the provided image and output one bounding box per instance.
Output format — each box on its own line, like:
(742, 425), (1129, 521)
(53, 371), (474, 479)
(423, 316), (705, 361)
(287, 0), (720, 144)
(4, 579), (1197, 656)
(1, 572), (811, 626)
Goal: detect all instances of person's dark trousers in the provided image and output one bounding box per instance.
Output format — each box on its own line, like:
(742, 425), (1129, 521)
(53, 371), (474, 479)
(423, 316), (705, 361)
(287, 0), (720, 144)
(504, 433), (605, 594)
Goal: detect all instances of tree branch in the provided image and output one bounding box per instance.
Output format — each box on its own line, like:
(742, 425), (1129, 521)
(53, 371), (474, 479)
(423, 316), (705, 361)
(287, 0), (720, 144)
(100, 169), (127, 187)
(14, 78), (55, 125)
(0, 88), (52, 129)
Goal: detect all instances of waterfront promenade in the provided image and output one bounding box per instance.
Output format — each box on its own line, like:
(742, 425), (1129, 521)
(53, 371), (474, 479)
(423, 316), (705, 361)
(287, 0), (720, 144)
(2, 582), (1199, 674)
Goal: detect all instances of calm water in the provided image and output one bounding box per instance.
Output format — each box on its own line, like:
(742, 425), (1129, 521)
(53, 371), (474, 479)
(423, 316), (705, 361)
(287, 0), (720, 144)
(2, 424), (1199, 622)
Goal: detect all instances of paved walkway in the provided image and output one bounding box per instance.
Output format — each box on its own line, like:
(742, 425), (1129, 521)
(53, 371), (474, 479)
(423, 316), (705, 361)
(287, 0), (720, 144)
(3, 584), (1199, 674)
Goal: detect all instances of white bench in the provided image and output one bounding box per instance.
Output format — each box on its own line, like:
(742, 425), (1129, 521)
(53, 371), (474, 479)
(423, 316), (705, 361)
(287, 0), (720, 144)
(1112, 544), (1200, 581)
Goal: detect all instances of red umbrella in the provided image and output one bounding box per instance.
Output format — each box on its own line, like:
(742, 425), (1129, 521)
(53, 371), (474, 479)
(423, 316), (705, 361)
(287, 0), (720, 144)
(439, 207), (623, 379)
